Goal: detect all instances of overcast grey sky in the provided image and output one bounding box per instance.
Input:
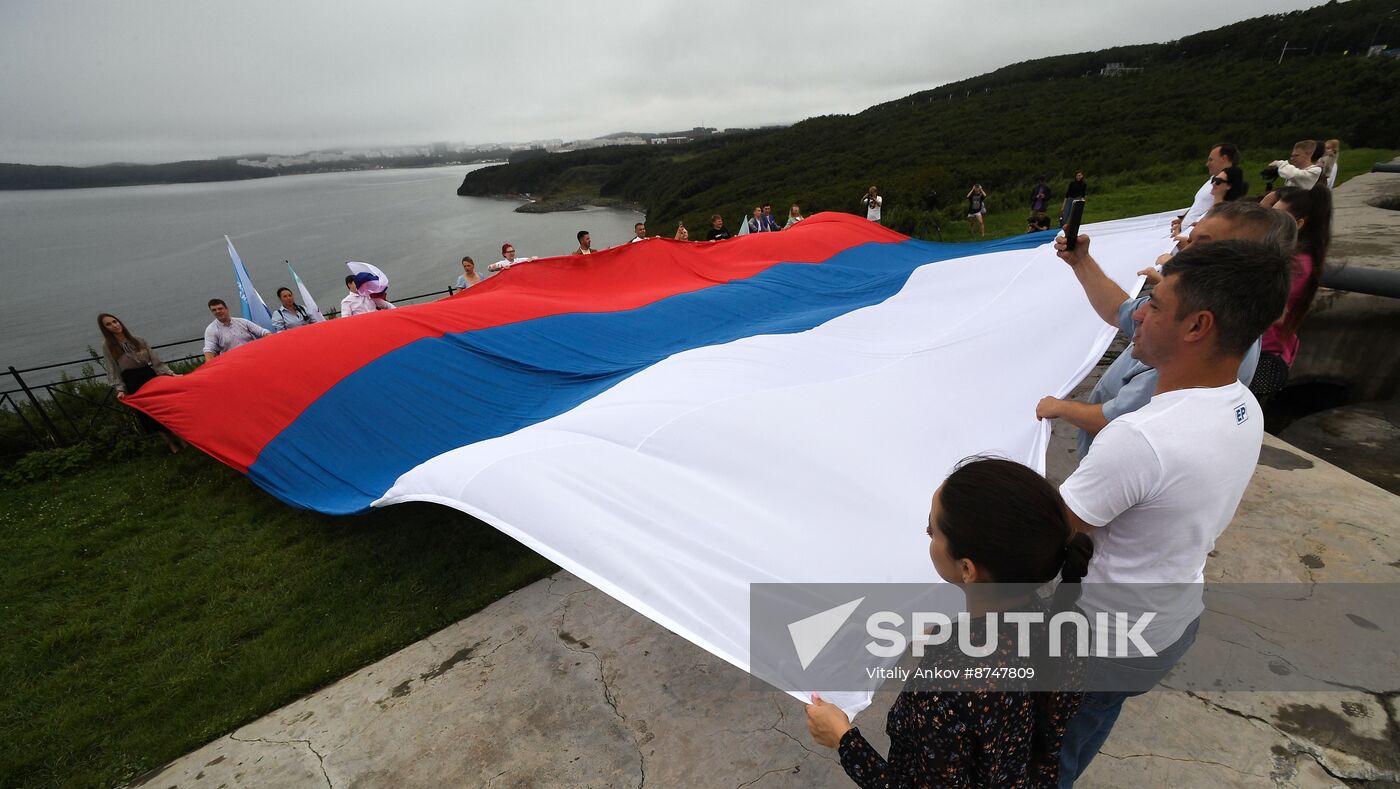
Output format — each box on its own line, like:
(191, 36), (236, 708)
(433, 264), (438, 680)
(1, 0), (1324, 166)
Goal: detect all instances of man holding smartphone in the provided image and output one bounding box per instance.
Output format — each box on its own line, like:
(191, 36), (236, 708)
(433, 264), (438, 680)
(1035, 200), (1293, 458)
(1050, 238), (1292, 786)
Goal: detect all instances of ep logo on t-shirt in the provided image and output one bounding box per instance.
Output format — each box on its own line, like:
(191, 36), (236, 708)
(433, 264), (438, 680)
(1234, 403), (1249, 425)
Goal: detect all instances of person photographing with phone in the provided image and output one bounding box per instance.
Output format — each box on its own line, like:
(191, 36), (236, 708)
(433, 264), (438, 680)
(862, 186), (883, 224)
(966, 183), (988, 237)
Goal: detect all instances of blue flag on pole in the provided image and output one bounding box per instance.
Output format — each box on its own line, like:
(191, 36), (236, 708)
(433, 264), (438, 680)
(225, 236), (275, 331)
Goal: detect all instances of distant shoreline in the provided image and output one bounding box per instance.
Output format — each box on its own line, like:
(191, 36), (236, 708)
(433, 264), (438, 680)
(0, 156), (505, 192)
(513, 195), (645, 214)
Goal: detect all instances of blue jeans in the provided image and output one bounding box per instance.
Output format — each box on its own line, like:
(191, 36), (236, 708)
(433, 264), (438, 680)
(1058, 617), (1201, 787)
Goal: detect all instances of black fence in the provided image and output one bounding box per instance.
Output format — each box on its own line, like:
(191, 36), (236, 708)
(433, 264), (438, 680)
(1, 287), (458, 457)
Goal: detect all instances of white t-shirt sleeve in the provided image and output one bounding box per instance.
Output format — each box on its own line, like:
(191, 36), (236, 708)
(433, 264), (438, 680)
(1059, 421), (1162, 527)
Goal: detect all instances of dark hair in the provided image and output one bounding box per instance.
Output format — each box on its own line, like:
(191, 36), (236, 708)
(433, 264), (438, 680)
(1214, 142), (1240, 165)
(276, 287), (292, 298)
(935, 456), (1090, 763)
(207, 298), (226, 309)
(711, 214), (723, 223)
(763, 203), (772, 209)
(1161, 240), (1292, 357)
(634, 221), (645, 229)
(461, 255), (474, 264)
(345, 274), (356, 286)
(577, 230), (590, 242)
(1312, 140), (1326, 164)
(1272, 185), (1333, 339)
(97, 312), (137, 361)
(935, 457), (1085, 585)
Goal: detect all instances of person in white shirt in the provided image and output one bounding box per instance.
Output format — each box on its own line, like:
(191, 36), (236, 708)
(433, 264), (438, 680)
(339, 274), (395, 317)
(489, 243), (534, 271)
(862, 186), (883, 223)
(1322, 139), (1340, 189)
(629, 222), (647, 243)
(1270, 140), (1324, 190)
(1171, 143), (1243, 245)
(202, 298), (270, 361)
(271, 287), (324, 331)
(1050, 238), (1292, 786)
(783, 203), (805, 230)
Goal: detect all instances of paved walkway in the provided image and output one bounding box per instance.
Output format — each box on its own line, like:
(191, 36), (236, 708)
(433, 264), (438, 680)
(132, 407), (1400, 788)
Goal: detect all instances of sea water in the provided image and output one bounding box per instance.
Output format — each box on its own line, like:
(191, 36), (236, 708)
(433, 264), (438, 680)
(0, 164), (642, 378)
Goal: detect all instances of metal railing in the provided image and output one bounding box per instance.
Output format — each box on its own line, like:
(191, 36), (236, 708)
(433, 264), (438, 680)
(1, 287), (458, 453)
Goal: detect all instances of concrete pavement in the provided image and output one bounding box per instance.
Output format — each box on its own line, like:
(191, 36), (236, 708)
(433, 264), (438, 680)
(132, 414), (1400, 788)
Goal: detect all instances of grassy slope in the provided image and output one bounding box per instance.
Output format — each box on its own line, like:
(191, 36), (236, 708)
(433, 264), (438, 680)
(0, 449), (554, 787)
(926, 147), (1397, 242)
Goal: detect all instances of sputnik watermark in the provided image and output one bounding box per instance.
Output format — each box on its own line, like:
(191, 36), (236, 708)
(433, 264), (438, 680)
(785, 599), (1155, 670)
(751, 582), (1398, 693)
(861, 610), (1157, 659)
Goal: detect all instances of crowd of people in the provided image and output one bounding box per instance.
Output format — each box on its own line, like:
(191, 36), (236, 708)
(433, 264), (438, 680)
(804, 137), (1336, 787)
(99, 135), (1341, 786)
(464, 203), (813, 278)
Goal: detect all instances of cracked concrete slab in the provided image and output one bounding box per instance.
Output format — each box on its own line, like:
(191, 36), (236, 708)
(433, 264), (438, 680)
(130, 568), (853, 789)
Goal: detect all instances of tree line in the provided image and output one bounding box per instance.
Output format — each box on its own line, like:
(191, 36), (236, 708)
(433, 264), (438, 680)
(457, 0), (1400, 238)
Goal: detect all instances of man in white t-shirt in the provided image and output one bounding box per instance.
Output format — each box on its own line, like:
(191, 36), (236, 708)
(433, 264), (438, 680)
(862, 186), (882, 223)
(1052, 239), (1291, 786)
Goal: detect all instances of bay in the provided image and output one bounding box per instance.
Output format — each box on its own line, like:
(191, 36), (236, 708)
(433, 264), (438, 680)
(0, 164), (641, 381)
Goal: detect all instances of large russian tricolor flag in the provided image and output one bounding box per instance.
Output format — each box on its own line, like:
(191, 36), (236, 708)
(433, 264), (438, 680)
(130, 211), (1169, 712)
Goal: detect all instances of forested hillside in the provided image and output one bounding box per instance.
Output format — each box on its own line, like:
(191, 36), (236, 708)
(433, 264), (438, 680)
(458, 0), (1400, 237)
(0, 159), (276, 190)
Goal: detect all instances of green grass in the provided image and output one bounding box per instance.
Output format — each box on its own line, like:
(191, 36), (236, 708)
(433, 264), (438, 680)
(0, 448), (555, 788)
(919, 148), (1397, 243)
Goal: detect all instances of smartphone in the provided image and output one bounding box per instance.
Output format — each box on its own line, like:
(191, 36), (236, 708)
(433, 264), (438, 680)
(1063, 199), (1086, 250)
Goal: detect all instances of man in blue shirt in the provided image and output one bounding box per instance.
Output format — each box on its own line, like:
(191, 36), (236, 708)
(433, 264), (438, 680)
(1036, 200), (1296, 457)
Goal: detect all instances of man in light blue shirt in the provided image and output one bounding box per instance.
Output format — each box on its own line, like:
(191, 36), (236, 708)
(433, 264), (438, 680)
(1036, 200), (1295, 456)
(271, 287), (324, 332)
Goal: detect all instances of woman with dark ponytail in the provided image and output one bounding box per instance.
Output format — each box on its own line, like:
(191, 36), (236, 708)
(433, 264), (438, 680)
(807, 457), (1088, 787)
(1252, 184), (1332, 400)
